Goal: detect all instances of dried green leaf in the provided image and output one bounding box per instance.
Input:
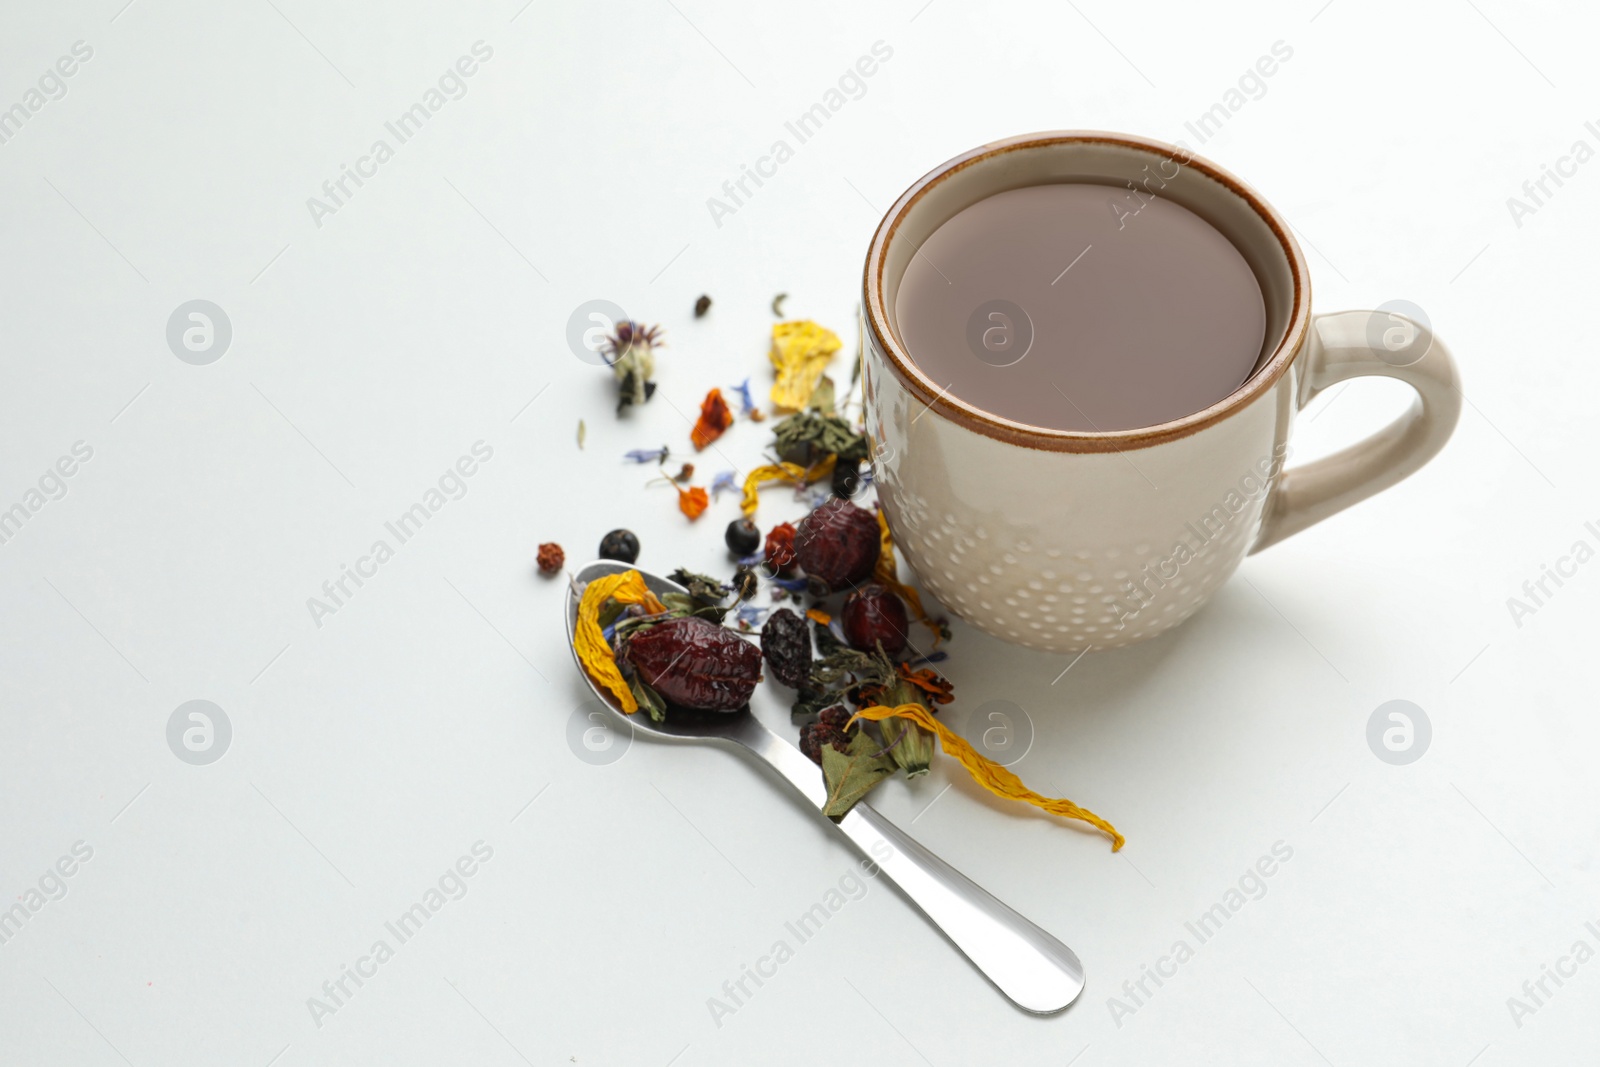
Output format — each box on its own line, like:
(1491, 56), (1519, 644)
(791, 687), (834, 725)
(664, 568), (732, 621)
(821, 729), (898, 818)
(658, 592), (699, 616)
(597, 598), (629, 631)
(772, 411), (868, 466)
(630, 677), (667, 722)
(809, 375), (836, 415)
(812, 618), (847, 658)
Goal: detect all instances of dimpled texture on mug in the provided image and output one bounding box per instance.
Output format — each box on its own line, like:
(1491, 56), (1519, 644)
(883, 487), (1257, 651)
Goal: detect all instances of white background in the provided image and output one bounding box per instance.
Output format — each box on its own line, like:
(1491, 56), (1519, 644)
(2, 0), (1596, 1064)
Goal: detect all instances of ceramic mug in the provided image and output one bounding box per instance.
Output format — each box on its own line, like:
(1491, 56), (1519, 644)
(861, 131), (1460, 653)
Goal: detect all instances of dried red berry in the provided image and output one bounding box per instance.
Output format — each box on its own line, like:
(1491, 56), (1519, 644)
(619, 616), (761, 711)
(765, 522), (798, 576)
(536, 542), (564, 574)
(760, 608), (811, 689)
(818, 705), (853, 730)
(795, 499), (881, 592)
(841, 584), (909, 656)
(799, 709), (852, 765)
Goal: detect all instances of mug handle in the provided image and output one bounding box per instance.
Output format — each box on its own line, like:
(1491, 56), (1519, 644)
(1251, 310), (1461, 553)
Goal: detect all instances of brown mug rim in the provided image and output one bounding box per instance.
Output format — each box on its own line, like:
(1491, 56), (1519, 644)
(861, 130), (1312, 453)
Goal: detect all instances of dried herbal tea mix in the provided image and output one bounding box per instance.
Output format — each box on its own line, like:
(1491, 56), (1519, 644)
(559, 301), (1123, 849)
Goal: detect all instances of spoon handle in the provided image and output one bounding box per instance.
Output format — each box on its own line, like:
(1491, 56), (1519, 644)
(727, 717), (1085, 1013)
(836, 803), (1085, 1014)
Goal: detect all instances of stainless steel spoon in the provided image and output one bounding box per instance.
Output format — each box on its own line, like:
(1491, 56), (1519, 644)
(564, 559), (1087, 1014)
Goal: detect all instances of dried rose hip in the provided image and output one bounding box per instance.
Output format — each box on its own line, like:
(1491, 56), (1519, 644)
(841, 584), (909, 656)
(795, 499), (881, 592)
(536, 542), (564, 574)
(619, 616), (761, 711)
(799, 707), (852, 765)
(765, 521), (798, 576)
(760, 608), (811, 689)
(818, 705), (853, 730)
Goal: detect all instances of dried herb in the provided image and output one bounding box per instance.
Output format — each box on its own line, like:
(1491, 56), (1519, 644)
(674, 484), (709, 520)
(732, 566), (759, 603)
(808, 375), (836, 416)
(851, 704), (1125, 850)
(821, 728), (898, 818)
(691, 388), (734, 450)
(739, 457), (837, 517)
(574, 571), (667, 714)
(630, 676), (668, 722)
(665, 568), (732, 622)
(728, 378), (756, 417)
(771, 292), (788, 317)
(812, 616), (849, 660)
(604, 321), (663, 414)
(791, 686), (834, 724)
(768, 320), (841, 412)
(898, 665), (955, 705)
(772, 410), (869, 467)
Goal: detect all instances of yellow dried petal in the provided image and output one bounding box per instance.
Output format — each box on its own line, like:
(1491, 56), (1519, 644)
(768, 320), (842, 412)
(848, 704), (1125, 850)
(739, 456), (837, 517)
(574, 570), (666, 715)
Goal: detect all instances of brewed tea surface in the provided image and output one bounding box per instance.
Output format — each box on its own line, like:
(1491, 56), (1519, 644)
(894, 183), (1268, 431)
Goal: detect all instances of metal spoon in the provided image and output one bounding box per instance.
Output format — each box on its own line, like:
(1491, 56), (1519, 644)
(564, 560), (1087, 1014)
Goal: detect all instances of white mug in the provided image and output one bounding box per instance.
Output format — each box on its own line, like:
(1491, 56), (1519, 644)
(861, 131), (1460, 653)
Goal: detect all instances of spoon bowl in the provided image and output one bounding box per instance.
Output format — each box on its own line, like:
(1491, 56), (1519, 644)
(564, 558), (1088, 1014)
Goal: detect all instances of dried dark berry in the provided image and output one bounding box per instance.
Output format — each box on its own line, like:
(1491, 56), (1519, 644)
(799, 718), (851, 765)
(760, 608), (811, 689)
(764, 522), (798, 576)
(841, 584), (909, 656)
(831, 460), (862, 499)
(818, 705), (852, 730)
(694, 294), (712, 318)
(795, 499), (881, 592)
(725, 518), (761, 557)
(535, 542), (564, 575)
(618, 616), (760, 711)
(598, 528), (640, 564)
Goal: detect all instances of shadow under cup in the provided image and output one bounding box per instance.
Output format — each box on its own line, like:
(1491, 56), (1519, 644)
(861, 132), (1314, 653)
